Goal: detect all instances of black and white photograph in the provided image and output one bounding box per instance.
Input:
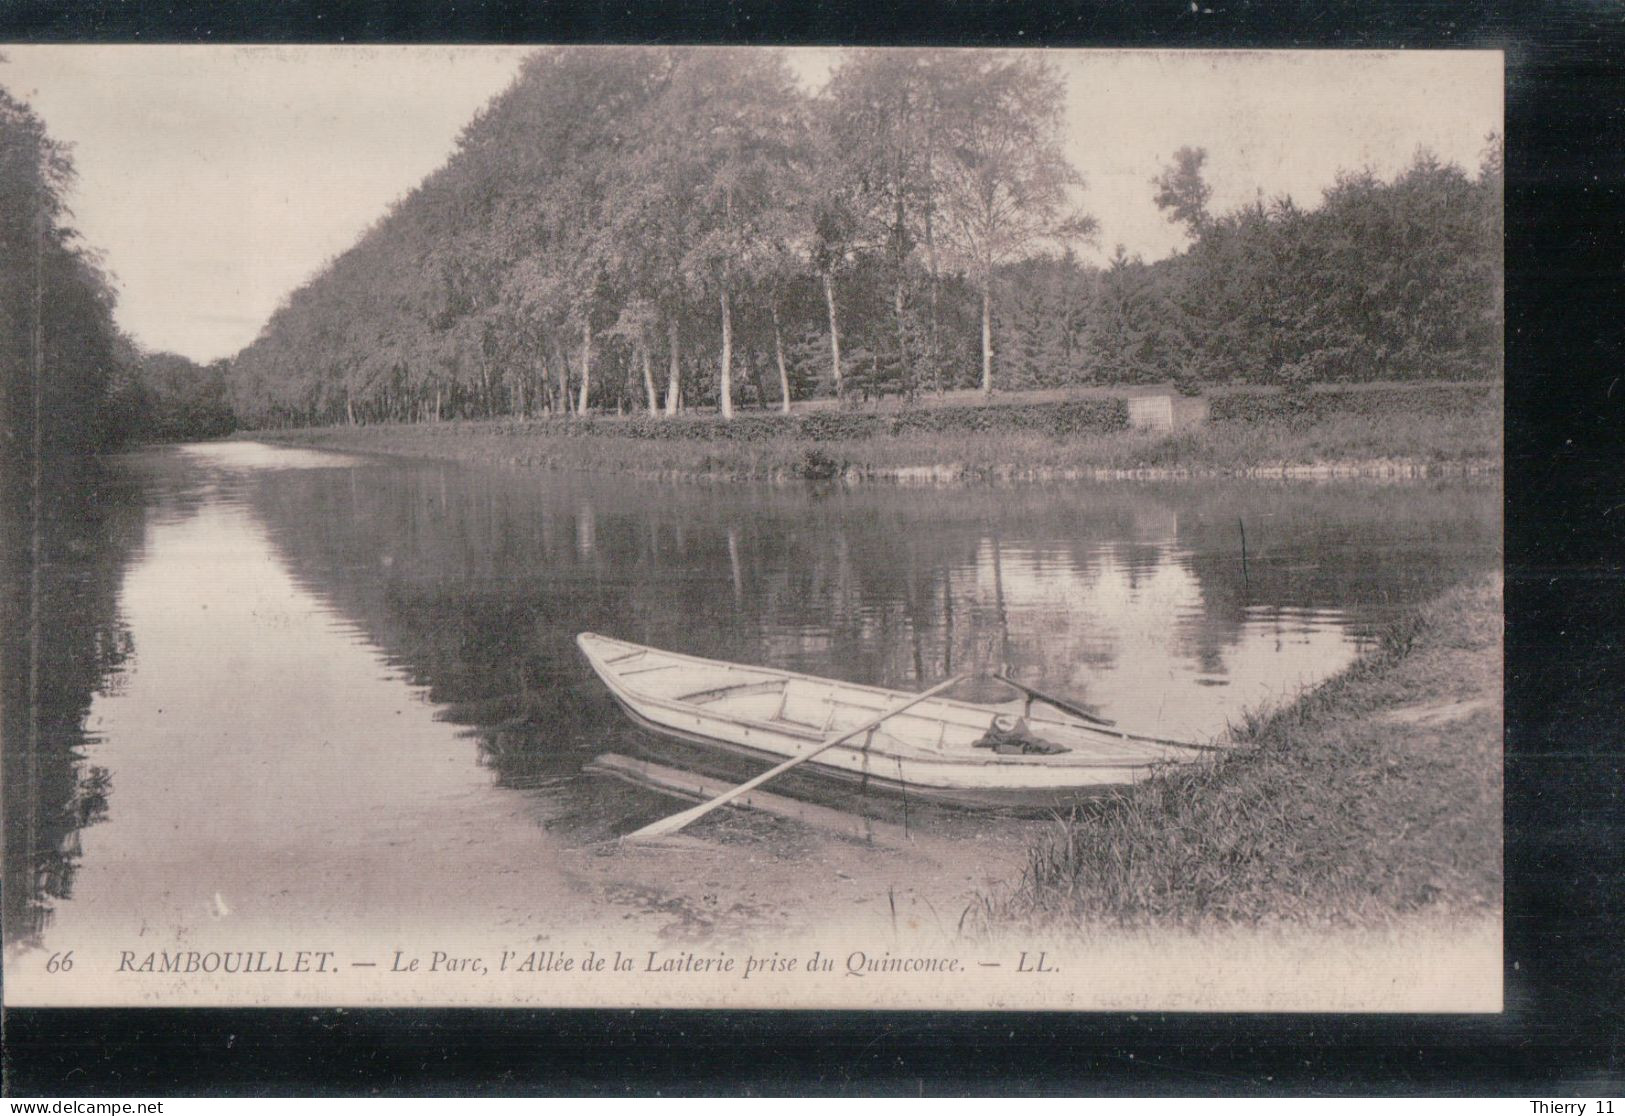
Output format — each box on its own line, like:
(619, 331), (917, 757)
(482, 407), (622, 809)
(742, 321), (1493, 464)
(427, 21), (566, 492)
(2, 44), (1504, 1012)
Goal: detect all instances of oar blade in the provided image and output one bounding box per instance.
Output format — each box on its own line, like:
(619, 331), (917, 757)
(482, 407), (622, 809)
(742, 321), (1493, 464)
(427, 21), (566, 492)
(624, 803), (710, 842)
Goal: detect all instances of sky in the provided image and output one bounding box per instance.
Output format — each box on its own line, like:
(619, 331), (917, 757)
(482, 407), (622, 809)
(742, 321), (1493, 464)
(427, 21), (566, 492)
(1, 46), (1501, 364)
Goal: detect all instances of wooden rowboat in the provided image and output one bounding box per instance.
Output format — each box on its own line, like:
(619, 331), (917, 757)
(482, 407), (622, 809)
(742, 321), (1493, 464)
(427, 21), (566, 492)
(577, 633), (1220, 810)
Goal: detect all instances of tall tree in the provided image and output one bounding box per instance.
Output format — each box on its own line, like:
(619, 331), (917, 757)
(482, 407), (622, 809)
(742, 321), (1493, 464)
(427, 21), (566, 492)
(802, 113), (863, 400)
(936, 55), (1097, 394)
(823, 51), (945, 398)
(663, 49), (802, 420)
(1153, 146), (1213, 239)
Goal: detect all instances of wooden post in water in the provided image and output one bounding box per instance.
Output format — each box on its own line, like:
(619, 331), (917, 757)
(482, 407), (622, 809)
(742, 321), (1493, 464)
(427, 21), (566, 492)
(1238, 517), (1250, 592)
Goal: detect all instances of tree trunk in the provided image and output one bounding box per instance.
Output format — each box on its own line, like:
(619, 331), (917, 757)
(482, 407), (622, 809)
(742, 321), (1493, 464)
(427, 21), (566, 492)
(726, 526), (743, 605)
(891, 196), (912, 397)
(927, 260), (942, 393)
(894, 278), (911, 398)
(665, 317), (682, 416)
(641, 342), (658, 413)
(557, 338), (571, 415)
(718, 287), (734, 420)
(771, 302), (792, 415)
(924, 120), (942, 394)
(822, 271), (843, 400)
(346, 390), (356, 426)
(980, 284), (994, 396)
(435, 384), (443, 422)
(577, 319), (592, 415)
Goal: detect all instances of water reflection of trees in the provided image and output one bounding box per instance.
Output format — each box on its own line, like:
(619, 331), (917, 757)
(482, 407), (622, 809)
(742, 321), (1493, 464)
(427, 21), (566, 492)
(248, 463), (1498, 780)
(0, 455), (1499, 911)
(1, 462), (149, 949)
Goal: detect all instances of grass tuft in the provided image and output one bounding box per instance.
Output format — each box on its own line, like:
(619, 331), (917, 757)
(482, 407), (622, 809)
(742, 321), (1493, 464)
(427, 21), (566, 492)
(971, 574), (1503, 932)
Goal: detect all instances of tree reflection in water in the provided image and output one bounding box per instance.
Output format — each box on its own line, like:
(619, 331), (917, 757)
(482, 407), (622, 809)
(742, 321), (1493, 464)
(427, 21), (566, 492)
(2, 459), (152, 949)
(248, 460), (1500, 774)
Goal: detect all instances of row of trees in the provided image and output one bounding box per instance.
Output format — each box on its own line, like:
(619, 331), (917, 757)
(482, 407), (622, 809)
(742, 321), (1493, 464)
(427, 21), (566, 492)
(2, 79), (237, 455)
(1, 82), (125, 463)
(230, 47), (1502, 430)
(229, 48), (1094, 427)
(6, 50), (1503, 444)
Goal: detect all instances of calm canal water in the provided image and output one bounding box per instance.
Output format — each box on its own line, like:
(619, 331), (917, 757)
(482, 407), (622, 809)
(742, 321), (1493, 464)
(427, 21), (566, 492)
(4, 442), (1500, 953)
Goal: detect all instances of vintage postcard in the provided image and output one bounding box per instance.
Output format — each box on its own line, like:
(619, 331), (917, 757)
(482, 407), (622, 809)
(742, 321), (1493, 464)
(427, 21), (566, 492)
(2, 45), (1503, 1010)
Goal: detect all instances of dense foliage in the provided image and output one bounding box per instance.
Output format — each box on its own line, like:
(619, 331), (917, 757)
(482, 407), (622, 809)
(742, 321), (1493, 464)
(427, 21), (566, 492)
(2, 82), (236, 453)
(1, 86), (125, 462)
(110, 351), (237, 443)
(1094, 147), (1503, 390)
(1204, 382), (1499, 426)
(227, 47), (1502, 430)
(991, 145), (1502, 393)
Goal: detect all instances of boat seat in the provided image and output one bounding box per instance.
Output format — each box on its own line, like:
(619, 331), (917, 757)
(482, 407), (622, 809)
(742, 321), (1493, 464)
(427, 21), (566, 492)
(678, 679), (784, 706)
(778, 683), (833, 729)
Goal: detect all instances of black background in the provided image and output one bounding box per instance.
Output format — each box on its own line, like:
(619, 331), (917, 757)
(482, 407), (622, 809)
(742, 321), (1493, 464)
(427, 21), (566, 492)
(2, 0), (1621, 1096)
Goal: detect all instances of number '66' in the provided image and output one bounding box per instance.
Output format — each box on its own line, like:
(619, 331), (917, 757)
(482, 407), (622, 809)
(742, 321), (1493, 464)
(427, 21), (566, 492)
(45, 950), (74, 973)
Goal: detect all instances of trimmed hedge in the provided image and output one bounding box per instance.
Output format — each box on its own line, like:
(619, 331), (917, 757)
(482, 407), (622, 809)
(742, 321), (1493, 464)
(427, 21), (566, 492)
(365, 383), (1498, 448)
(1208, 383), (1502, 425)
(480, 397), (1130, 443)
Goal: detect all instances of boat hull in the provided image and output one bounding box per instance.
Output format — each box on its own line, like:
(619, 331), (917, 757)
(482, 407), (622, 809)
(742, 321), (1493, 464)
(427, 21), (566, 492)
(605, 690), (1126, 812)
(577, 632), (1216, 809)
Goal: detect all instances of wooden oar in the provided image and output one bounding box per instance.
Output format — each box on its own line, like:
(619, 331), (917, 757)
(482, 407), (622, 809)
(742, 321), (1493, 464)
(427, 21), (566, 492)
(994, 672), (1117, 728)
(622, 672), (969, 842)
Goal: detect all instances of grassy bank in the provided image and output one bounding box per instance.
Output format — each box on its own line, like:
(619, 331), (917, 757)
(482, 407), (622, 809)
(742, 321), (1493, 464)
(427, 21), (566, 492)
(980, 574), (1502, 931)
(244, 398), (1499, 485)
